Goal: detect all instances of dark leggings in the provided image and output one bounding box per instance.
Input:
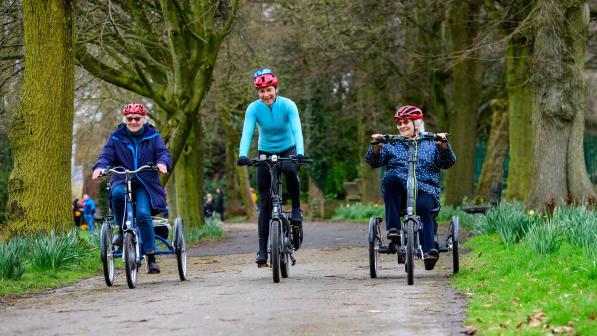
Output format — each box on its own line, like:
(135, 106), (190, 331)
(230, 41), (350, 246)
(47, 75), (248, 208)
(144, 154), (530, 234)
(256, 146), (300, 253)
(383, 174), (437, 254)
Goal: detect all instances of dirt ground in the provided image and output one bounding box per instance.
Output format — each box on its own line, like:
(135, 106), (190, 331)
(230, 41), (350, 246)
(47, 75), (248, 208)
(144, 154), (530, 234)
(0, 221), (467, 335)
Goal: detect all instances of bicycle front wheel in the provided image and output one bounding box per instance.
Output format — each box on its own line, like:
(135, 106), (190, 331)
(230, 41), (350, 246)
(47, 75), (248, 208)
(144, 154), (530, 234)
(271, 220), (281, 283)
(406, 224), (415, 285)
(123, 232), (138, 289)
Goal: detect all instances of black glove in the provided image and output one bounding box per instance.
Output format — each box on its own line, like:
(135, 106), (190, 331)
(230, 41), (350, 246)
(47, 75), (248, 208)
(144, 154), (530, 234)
(237, 156), (250, 166)
(297, 154), (305, 164)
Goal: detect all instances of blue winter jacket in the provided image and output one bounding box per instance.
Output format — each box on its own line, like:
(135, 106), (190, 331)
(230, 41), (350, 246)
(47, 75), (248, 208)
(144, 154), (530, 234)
(93, 124), (172, 212)
(364, 138), (456, 204)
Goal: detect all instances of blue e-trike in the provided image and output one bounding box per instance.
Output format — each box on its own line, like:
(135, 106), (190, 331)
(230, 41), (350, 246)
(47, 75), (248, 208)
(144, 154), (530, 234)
(99, 165), (187, 289)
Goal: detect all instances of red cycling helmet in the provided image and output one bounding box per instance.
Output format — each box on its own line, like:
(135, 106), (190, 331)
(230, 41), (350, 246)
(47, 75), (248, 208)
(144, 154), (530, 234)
(122, 102), (148, 116)
(394, 105), (423, 121)
(253, 68), (279, 90)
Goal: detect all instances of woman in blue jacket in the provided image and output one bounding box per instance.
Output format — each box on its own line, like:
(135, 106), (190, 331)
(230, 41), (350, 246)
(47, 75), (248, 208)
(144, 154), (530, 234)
(365, 105), (455, 270)
(92, 102), (172, 274)
(236, 68), (306, 268)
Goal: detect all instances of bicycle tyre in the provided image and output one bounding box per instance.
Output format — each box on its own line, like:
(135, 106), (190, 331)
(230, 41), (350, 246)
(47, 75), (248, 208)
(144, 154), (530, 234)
(451, 215), (460, 274)
(123, 232), (137, 289)
(406, 223), (415, 285)
(174, 217), (187, 281)
(100, 222), (115, 286)
(271, 220), (281, 283)
(368, 217), (378, 278)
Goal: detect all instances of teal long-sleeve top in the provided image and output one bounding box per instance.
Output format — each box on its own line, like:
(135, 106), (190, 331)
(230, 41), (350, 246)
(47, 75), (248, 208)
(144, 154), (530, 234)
(238, 96), (305, 157)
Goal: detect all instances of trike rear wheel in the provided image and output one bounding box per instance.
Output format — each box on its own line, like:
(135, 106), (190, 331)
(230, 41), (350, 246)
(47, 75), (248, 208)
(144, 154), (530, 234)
(368, 217), (379, 278)
(100, 222), (114, 286)
(450, 215), (460, 274)
(174, 217), (187, 281)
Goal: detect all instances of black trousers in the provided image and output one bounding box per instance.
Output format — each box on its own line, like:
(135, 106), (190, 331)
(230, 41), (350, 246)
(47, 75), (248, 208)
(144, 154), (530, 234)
(256, 146), (300, 253)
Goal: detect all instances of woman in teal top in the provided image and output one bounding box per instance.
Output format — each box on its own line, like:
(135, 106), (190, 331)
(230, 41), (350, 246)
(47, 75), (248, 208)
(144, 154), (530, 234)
(237, 68), (306, 267)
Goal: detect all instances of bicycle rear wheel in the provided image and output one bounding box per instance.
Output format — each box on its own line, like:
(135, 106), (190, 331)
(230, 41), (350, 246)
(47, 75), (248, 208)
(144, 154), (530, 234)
(123, 232), (137, 289)
(281, 223), (290, 278)
(271, 220), (281, 283)
(174, 217), (187, 281)
(100, 222), (114, 286)
(406, 224), (414, 285)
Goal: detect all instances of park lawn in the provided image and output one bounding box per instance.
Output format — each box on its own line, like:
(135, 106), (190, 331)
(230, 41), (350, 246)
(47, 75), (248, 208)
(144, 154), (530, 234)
(453, 235), (597, 335)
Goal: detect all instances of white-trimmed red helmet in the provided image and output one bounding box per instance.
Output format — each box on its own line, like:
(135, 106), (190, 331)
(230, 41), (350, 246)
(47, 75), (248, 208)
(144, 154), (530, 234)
(394, 105), (423, 121)
(253, 68), (279, 90)
(122, 102), (148, 116)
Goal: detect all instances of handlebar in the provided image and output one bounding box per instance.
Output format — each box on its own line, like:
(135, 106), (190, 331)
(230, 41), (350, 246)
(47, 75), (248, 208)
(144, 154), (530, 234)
(370, 132), (448, 145)
(100, 164), (159, 177)
(246, 155), (313, 167)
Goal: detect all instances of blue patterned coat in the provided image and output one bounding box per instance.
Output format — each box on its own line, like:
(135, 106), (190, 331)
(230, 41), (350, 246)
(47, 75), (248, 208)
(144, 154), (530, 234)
(364, 138), (456, 204)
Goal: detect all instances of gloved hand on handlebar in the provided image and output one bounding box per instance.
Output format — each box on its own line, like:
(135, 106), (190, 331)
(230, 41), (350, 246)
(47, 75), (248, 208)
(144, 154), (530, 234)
(237, 156), (250, 166)
(297, 154), (306, 164)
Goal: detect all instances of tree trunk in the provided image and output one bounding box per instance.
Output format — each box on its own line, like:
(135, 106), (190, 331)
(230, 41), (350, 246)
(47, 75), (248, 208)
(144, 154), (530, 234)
(357, 72), (381, 204)
(237, 165), (256, 220)
(444, 0), (482, 206)
(527, 0), (596, 209)
(6, 0), (74, 237)
(505, 36), (534, 202)
(174, 122), (204, 229)
(476, 99), (509, 202)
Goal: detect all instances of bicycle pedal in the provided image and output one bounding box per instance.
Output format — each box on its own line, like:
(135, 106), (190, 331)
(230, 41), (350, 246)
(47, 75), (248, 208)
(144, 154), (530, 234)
(290, 255), (296, 266)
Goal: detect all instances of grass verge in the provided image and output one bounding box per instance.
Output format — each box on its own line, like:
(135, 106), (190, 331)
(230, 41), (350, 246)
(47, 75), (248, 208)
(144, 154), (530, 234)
(453, 234), (597, 335)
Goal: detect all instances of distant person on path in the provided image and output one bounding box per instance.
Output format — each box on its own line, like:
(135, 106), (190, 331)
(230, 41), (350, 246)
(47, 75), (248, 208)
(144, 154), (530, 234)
(82, 194), (96, 232)
(92, 102), (172, 274)
(365, 105), (456, 270)
(204, 193), (215, 218)
(214, 188), (224, 221)
(236, 68), (306, 268)
(73, 198), (82, 227)
(249, 186), (258, 211)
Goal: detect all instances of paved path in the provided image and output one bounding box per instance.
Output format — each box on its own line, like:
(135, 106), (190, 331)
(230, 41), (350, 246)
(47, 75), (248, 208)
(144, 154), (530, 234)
(0, 221), (466, 335)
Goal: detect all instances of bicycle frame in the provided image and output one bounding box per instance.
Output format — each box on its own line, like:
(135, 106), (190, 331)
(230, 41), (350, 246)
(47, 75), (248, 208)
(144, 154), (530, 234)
(400, 139), (424, 259)
(264, 155), (293, 257)
(103, 166), (174, 260)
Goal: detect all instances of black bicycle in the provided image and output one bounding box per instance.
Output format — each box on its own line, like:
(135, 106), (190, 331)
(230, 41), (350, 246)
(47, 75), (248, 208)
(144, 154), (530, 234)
(367, 133), (459, 285)
(247, 155), (312, 283)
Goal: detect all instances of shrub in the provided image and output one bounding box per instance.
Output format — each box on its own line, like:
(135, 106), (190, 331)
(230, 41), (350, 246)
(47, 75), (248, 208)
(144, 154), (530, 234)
(30, 230), (84, 271)
(332, 202), (384, 220)
(437, 206), (478, 230)
(185, 217), (225, 243)
(552, 203), (597, 259)
(524, 219), (564, 255)
(475, 202), (535, 246)
(0, 238), (28, 280)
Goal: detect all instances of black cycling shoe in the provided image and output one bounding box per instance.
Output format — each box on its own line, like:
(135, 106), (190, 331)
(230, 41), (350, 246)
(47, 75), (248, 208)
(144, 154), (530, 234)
(146, 254), (160, 274)
(256, 251), (268, 268)
(291, 208), (303, 224)
(423, 249), (439, 270)
(386, 228), (400, 241)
